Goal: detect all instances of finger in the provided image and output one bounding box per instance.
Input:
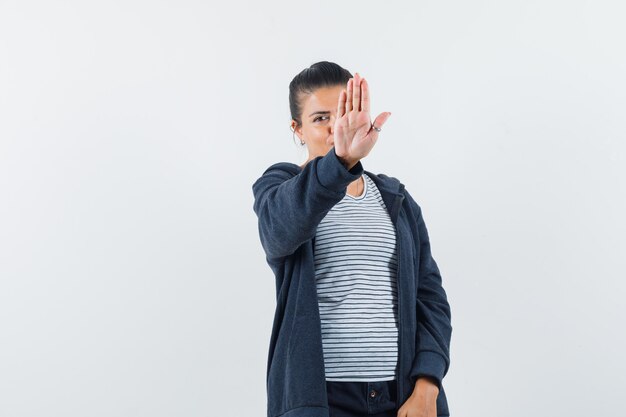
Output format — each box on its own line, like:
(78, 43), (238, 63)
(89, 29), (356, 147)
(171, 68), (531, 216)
(361, 78), (370, 114)
(337, 89), (346, 118)
(353, 73), (361, 111)
(345, 78), (353, 113)
(372, 112), (392, 130)
(367, 113), (388, 136)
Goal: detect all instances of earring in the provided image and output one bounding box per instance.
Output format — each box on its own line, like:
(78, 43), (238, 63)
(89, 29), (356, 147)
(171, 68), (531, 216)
(293, 131), (305, 145)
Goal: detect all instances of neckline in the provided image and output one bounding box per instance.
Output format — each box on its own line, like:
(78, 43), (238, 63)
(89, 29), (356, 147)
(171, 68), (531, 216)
(345, 174), (367, 200)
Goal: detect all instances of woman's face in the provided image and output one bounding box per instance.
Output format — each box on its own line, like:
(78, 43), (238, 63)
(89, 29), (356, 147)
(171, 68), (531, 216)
(292, 84), (345, 161)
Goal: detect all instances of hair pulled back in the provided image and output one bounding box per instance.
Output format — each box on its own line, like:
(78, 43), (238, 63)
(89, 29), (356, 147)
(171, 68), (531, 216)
(289, 61), (352, 145)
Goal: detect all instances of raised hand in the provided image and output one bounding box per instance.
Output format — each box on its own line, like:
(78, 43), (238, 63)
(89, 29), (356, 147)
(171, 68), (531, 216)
(333, 72), (391, 167)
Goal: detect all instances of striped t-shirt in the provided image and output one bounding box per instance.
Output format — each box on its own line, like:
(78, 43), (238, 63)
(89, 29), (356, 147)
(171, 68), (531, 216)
(313, 172), (399, 382)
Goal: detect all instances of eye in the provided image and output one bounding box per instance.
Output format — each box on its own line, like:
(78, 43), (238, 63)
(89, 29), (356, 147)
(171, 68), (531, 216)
(314, 116), (329, 122)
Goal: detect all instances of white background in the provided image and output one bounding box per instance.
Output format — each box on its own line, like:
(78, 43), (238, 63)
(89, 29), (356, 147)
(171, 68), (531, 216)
(1, 1), (625, 416)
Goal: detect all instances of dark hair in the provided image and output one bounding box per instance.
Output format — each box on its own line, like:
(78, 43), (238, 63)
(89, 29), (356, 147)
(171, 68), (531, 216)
(289, 61), (352, 144)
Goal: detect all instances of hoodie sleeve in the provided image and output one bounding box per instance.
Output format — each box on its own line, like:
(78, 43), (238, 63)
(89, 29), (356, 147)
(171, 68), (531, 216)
(405, 192), (453, 392)
(252, 146), (364, 261)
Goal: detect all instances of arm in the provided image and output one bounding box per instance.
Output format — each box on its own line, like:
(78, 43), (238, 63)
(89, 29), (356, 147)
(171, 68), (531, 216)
(252, 146), (363, 260)
(405, 192), (453, 392)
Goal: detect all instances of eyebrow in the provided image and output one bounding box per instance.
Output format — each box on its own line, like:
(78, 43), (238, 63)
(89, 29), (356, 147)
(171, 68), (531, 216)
(309, 111), (330, 117)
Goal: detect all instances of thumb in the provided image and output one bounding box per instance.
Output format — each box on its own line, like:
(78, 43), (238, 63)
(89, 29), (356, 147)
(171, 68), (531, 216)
(373, 112), (392, 129)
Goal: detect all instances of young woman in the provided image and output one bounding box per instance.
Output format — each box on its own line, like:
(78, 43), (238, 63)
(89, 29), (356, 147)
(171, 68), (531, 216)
(252, 61), (452, 417)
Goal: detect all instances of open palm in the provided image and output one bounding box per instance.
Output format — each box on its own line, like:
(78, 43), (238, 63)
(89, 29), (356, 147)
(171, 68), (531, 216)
(333, 72), (391, 163)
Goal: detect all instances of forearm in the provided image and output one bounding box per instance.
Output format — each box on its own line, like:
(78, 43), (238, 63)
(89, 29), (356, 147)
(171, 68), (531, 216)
(252, 146), (363, 260)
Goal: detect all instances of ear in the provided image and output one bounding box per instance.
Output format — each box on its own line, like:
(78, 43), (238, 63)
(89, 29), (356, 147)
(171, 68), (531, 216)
(292, 122), (303, 141)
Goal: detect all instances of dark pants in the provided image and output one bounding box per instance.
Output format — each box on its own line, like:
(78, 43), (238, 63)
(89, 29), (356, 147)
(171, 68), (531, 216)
(326, 379), (398, 417)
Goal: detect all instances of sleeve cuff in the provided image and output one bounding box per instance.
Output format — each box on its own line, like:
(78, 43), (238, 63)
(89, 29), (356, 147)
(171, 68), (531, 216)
(409, 351), (448, 391)
(316, 146), (364, 193)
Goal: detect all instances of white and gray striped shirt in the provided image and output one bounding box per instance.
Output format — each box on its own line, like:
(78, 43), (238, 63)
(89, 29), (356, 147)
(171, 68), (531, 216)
(314, 172), (399, 382)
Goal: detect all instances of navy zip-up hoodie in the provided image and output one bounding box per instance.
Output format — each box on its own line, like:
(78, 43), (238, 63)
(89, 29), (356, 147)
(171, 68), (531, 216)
(252, 147), (452, 417)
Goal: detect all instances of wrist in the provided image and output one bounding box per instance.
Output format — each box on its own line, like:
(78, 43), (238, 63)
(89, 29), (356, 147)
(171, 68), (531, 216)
(412, 376), (440, 396)
(336, 154), (357, 171)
